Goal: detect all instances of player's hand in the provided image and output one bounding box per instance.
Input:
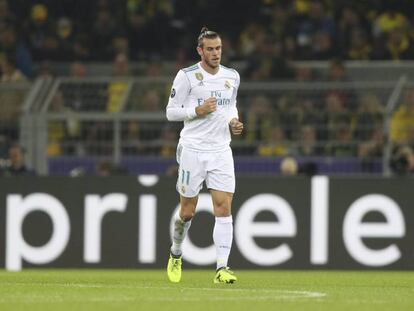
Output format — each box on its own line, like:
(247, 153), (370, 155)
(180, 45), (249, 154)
(196, 97), (217, 116)
(229, 118), (243, 135)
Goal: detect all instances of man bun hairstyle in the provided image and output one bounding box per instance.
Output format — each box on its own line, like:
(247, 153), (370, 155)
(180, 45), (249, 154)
(197, 26), (219, 47)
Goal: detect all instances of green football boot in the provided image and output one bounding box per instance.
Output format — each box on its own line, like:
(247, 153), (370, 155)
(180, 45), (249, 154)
(213, 267), (237, 284)
(167, 253), (182, 283)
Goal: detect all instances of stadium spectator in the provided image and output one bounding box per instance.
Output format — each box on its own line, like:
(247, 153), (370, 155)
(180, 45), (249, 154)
(372, 3), (409, 39)
(90, 8), (119, 61)
(310, 30), (336, 60)
(295, 125), (324, 156)
(83, 121), (113, 155)
(238, 23), (265, 58)
(55, 17), (75, 61)
(0, 53), (26, 81)
(381, 27), (414, 61)
(165, 163), (179, 177)
(36, 60), (54, 79)
(2, 144), (36, 176)
(358, 127), (384, 172)
(24, 3), (59, 62)
(47, 90), (81, 156)
(141, 89), (162, 112)
(267, 2), (293, 43)
(112, 52), (130, 77)
(354, 94), (384, 141)
(147, 60), (171, 99)
(298, 161), (319, 176)
(328, 124), (358, 157)
(0, 54), (27, 141)
(245, 95), (275, 147)
(143, 1), (175, 59)
(72, 34), (91, 61)
(258, 126), (290, 157)
(123, 78), (173, 155)
(70, 61), (87, 77)
(327, 58), (348, 82)
(295, 0), (336, 60)
(0, 26), (33, 77)
(0, 133), (8, 158)
(96, 159), (113, 176)
(121, 120), (142, 155)
(275, 95), (304, 140)
(345, 28), (373, 60)
(95, 159), (127, 176)
(112, 34), (130, 58)
(336, 4), (371, 56)
(280, 156), (299, 176)
(320, 91), (352, 142)
(304, 97), (325, 127)
(107, 52), (130, 113)
(0, 0), (16, 27)
(158, 125), (178, 157)
(389, 144), (414, 175)
(244, 32), (294, 81)
(59, 61), (105, 112)
(219, 34), (237, 65)
(390, 88), (414, 145)
(294, 66), (317, 82)
(325, 59), (357, 111)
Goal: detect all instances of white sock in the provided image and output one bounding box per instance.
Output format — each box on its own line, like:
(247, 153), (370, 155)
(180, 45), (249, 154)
(170, 210), (191, 257)
(213, 215), (233, 270)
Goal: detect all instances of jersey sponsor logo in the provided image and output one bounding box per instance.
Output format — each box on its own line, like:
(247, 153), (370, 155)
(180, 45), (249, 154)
(170, 88), (176, 98)
(209, 90), (231, 106)
(216, 98), (231, 106)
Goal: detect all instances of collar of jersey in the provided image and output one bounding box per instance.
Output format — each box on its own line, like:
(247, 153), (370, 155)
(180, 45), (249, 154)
(198, 62), (221, 77)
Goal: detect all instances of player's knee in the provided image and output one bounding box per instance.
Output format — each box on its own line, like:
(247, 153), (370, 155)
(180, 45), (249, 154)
(214, 203), (231, 217)
(180, 210), (195, 222)
(180, 196), (197, 221)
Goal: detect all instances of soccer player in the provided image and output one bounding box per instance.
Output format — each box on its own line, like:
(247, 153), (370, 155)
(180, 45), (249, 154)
(166, 27), (243, 284)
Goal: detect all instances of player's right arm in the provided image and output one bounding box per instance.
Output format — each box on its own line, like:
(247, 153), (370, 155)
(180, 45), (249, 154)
(166, 70), (216, 121)
(166, 70), (196, 121)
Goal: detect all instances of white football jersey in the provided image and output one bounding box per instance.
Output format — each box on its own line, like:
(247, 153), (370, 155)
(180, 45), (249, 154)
(166, 62), (240, 152)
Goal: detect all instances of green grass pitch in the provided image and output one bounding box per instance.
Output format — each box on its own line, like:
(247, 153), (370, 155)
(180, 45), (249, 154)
(1, 269), (414, 311)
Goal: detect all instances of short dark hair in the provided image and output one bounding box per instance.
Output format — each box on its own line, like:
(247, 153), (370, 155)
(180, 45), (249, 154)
(197, 26), (220, 47)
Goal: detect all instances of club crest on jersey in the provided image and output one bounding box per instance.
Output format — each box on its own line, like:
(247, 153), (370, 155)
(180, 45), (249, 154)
(224, 80), (231, 89)
(195, 72), (203, 81)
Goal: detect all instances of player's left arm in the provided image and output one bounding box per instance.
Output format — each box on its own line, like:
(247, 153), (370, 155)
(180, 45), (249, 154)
(228, 71), (243, 135)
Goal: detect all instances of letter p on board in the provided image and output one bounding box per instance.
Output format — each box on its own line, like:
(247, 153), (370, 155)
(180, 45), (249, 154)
(6, 193), (70, 271)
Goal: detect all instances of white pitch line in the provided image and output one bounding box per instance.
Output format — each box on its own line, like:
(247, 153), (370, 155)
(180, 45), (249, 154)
(0, 282), (327, 302)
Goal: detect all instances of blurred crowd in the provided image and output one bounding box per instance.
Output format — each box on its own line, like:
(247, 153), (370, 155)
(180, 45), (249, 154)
(238, 62), (414, 175)
(1, 0), (414, 175)
(2, 0), (414, 80)
(38, 57), (414, 176)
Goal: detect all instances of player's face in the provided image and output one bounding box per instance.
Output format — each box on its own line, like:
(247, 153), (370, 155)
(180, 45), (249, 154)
(198, 37), (222, 70)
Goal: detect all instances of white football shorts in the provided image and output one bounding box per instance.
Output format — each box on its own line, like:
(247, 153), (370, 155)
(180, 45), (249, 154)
(176, 145), (235, 197)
